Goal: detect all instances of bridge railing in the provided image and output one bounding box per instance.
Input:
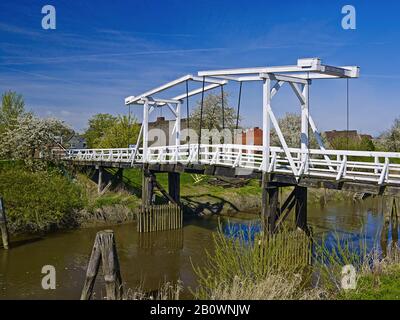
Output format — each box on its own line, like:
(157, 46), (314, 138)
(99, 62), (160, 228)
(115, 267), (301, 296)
(67, 148), (138, 163)
(66, 144), (400, 185)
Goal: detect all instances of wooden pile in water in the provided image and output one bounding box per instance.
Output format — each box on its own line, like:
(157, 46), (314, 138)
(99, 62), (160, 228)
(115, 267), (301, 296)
(137, 203), (182, 233)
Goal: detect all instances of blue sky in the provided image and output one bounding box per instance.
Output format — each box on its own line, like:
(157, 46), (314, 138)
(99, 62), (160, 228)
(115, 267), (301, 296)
(0, 0), (399, 135)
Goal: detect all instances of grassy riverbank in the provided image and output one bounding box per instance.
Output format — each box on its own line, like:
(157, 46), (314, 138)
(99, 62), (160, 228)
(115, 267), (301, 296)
(0, 163), (354, 234)
(188, 224), (400, 300)
(122, 223), (400, 301)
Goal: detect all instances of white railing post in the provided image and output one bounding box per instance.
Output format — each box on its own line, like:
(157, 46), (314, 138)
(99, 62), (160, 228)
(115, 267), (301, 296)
(374, 156), (379, 175)
(379, 158), (389, 185)
(268, 152), (277, 173)
(336, 155), (347, 181)
(233, 147), (242, 168)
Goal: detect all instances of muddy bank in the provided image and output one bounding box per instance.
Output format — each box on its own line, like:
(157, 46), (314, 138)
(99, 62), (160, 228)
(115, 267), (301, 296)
(76, 205), (136, 228)
(78, 188), (355, 228)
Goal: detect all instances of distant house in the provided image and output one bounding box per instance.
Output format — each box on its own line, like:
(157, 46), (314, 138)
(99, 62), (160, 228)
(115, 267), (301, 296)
(141, 117), (188, 146)
(67, 135), (87, 149)
(324, 130), (373, 145)
(236, 127), (263, 145)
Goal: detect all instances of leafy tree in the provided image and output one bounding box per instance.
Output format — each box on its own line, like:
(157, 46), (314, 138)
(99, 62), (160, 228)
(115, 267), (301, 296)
(83, 113), (117, 148)
(190, 92), (239, 133)
(359, 136), (375, 151)
(93, 115), (140, 148)
(0, 114), (72, 169)
(376, 117), (400, 152)
(0, 91), (27, 132)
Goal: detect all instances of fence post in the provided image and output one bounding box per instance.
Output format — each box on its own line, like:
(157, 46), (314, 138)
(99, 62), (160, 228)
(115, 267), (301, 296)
(0, 198), (10, 250)
(81, 230), (123, 300)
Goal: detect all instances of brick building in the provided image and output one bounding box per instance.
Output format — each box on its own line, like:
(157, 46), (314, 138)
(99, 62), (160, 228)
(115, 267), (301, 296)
(236, 127), (263, 145)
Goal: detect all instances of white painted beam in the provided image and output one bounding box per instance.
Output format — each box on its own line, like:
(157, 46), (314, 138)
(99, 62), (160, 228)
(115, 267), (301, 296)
(267, 106), (299, 176)
(125, 75), (228, 105)
(271, 81), (285, 99)
(173, 83), (222, 101)
(289, 82), (306, 105)
(262, 73), (309, 85)
(199, 67), (269, 77)
(126, 75), (192, 105)
(166, 103), (178, 117)
(262, 79), (271, 172)
(143, 100), (149, 162)
(300, 82), (309, 167)
(175, 101), (181, 150)
(198, 59), (358, 79)
(191, 76), (227, 85)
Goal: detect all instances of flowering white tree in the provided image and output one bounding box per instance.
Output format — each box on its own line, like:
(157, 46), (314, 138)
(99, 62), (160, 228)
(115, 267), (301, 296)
(376, 117), (400, 152)
(0, 114), (72, 168)
(190, 92), (239, 133)
(271, 113), (322, 149)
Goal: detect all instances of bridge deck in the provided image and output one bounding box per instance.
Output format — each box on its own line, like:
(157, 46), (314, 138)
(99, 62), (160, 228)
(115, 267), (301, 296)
(65, 144), (400, 196)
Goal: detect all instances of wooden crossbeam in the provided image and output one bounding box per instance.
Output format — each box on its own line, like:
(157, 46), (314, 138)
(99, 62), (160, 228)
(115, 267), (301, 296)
(151, 176), (178, 204)
(274, 190), (297, 232)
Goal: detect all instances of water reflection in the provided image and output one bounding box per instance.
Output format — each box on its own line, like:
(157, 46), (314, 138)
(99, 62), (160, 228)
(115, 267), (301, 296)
(137, 230), (184, 252)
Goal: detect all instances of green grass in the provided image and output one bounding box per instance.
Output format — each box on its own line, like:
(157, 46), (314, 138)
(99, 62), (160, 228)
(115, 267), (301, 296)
(338, 266), (400, 300)
(119, 168), (262, 214)
(121, 168), (212, 192)
(74, 171), (140, 213)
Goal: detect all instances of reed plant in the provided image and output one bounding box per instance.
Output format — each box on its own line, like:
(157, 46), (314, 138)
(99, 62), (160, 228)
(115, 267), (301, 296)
(124, 280), (184, 300)
(192, 221), (315, 299)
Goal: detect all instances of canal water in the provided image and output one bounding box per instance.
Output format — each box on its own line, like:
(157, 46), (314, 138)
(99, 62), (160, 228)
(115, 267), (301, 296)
(0, 198), (397, 299)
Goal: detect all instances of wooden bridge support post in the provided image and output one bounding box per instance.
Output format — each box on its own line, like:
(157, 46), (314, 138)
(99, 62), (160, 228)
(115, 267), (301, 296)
(383, 196), (397, 223)
(380, 196), (398, 256)
(97, 166), (104, 194)
(142, 165), (154, 207)
(0, 198), (9, 250)
(168, 172), (180, 203)
(262, 175), (279, 234)
(116, 168), (123, 183)
(295, 186), (308, 233)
